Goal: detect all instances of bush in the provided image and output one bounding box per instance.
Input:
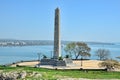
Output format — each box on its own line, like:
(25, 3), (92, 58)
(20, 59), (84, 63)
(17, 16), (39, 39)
(99, 59), (120, 71)
(58, 56), (63, 60)
(65, 55), (69, 58)
(43, 55), (47, 59)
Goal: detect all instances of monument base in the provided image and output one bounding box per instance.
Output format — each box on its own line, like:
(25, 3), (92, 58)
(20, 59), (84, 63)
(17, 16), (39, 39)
(63, 58), (73, 64)
(40, 59), (66, 66)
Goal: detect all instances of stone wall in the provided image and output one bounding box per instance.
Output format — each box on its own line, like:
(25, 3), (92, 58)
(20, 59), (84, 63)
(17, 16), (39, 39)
(40, 59), (66, 66)
(55, 60), (66, 66)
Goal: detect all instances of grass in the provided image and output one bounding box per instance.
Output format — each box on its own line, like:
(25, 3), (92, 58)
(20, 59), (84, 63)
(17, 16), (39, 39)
(0, 66), (120, 79)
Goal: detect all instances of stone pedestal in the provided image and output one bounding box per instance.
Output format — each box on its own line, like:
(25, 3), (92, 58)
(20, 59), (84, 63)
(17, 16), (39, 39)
(40, 59), (66, 66)
(63, 58), (73, 64)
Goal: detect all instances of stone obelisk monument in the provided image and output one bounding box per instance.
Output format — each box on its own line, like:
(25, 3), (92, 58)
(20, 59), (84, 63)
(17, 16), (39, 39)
(53, 8), (61, 59)
(40, 8), (66, 66)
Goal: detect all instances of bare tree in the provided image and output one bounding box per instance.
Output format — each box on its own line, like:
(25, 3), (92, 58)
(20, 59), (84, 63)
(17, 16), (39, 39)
(95, 49), (110, 60)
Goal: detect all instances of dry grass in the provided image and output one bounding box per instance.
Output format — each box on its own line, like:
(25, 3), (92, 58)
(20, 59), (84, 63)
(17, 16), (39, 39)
(11, 60), (104, 69)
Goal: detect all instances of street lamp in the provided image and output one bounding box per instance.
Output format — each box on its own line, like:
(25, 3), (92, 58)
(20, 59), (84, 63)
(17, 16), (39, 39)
(51, 51), (53, 59)
(81, 57), (83, 67)
(37, 53), (41, 61)
(61, 44), (64, 57)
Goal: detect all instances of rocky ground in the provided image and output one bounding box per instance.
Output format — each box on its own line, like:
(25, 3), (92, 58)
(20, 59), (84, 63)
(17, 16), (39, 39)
(0, 70), (42, 80)
(0, 70), (119, 80)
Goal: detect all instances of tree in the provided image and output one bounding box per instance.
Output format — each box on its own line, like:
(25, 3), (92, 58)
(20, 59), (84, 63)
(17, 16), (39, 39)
(75, 42), (91, 59)
(64, 42), (76, 58)
(64, 42), (91, 59)
(99, 59), (120, 71)
(95, 49), (110, 60)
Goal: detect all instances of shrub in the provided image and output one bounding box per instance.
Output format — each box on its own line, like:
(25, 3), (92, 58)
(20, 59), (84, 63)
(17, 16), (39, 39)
(65, 55), (70, 58)
(99, 59), (120, 71)
(58, 56), (63, 60)
(43, 55), (47, 59)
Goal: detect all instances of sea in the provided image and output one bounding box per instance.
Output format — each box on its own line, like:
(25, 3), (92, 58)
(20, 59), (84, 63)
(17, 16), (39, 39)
(0, 44), (120, 65)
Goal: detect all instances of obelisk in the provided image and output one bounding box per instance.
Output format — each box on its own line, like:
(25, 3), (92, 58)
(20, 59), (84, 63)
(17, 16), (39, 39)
(53, 8), (61, 59)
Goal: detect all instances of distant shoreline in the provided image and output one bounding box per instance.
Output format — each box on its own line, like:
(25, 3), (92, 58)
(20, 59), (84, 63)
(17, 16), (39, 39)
(0, 39), (115, 47)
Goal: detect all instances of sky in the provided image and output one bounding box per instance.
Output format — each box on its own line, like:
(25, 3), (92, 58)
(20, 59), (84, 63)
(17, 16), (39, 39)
(0, 0), (120, 42)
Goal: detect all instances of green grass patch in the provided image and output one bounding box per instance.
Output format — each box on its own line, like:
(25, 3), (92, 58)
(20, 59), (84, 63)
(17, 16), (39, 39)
(0, 66), (120, 79)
